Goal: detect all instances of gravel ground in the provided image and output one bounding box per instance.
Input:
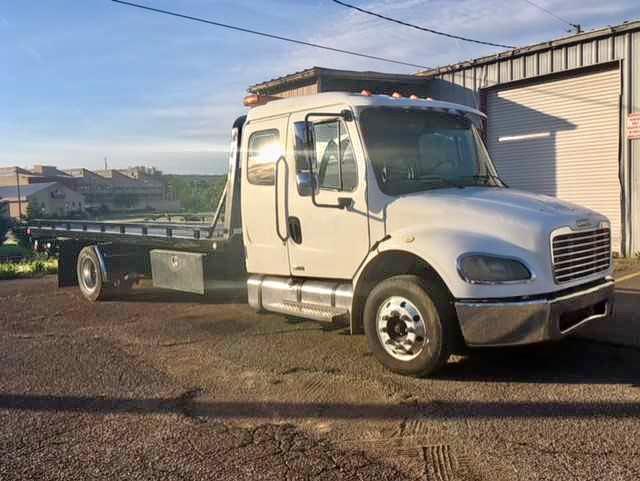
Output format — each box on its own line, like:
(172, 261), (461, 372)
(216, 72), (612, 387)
(1, 275), (640, 480)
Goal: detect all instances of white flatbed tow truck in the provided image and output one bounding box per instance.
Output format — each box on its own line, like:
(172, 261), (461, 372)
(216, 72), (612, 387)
(29, 91), (615, 376)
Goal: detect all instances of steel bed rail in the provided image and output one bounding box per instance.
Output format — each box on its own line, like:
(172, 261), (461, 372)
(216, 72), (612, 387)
(28, 219), (236, 251)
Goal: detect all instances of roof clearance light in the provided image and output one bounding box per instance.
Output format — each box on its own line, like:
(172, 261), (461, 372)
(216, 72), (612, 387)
(391, 92), (403, 99)
(360, 89), (373, 96)
(243, 94), (278, 108)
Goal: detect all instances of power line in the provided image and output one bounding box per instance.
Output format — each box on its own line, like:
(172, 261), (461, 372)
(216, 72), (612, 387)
(331, 0), (515, 49)
(110, 0), (430, 69)
(522, 0), (582, 33)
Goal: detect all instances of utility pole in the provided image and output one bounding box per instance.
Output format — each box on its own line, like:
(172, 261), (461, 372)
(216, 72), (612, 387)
(104, 157), (108, 171)
(15, 168), (22, 219)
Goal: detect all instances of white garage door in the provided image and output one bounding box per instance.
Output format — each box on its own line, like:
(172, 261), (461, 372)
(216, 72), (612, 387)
(486, 68), (622, 252)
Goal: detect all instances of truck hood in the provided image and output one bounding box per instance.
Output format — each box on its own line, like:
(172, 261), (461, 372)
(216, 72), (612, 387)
(382, 187), (610, 299)
(385, 187), (605, 235)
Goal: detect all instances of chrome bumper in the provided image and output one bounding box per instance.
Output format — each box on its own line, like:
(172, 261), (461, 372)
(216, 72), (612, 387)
(455, 279), (615, 347)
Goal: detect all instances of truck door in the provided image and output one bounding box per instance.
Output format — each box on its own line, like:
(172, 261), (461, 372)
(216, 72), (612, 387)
(285, 110), (370, 279)
(241, 116), (291, 276)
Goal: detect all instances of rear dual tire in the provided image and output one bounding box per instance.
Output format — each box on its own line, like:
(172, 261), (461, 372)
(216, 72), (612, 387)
(364, 275), (455, 377)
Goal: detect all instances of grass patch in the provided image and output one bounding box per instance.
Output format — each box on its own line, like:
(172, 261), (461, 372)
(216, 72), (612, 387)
(0, 259), (57, 280)
(0, 244), (32, 259)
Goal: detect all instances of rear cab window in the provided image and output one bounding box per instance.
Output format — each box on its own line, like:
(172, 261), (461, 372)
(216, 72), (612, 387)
(247, 129), (281, 185)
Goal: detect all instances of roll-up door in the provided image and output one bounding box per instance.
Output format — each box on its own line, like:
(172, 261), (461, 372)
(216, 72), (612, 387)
(486, 68), (621, 252)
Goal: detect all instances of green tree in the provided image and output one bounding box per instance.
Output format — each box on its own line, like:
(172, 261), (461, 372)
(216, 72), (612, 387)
(167, 175), (226, 212)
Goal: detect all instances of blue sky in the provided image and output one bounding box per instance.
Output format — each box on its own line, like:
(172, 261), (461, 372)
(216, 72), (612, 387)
(2, 0), (639, 174)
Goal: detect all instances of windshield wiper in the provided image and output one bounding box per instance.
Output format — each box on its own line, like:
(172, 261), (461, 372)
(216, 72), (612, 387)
(460, 174), (507, 187)
(414, 176), (465, 189)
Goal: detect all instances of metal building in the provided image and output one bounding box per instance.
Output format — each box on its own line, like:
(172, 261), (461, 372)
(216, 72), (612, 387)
(418, 20), (640, 256)
(248, 67), (433, 98)
(249, 20), (640, 256)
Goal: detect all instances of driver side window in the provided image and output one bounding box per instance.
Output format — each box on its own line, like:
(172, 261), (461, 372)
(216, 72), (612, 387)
(311, 120), (358, 191)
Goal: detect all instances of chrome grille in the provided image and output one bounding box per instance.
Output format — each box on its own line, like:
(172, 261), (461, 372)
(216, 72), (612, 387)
(552, 228), (611, 283)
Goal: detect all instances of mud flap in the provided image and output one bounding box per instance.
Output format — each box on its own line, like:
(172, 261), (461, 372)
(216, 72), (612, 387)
(58, 240), (84, 287)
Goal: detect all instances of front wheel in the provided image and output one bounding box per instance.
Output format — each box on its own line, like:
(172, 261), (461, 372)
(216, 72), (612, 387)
(363, 275), (455, 377)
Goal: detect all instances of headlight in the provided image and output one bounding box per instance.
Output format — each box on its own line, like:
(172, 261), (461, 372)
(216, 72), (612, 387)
(458, 254), (532, 284)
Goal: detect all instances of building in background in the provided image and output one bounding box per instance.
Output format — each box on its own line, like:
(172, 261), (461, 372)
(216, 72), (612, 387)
(249, 66), (433, 98)
(0, 182), (84, 219)
(0, 164), (180, 214)
(249, 20), (640, 256)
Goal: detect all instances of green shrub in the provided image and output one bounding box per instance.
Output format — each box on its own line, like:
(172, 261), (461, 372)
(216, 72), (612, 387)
(0, 259), (57, 280)
(45, 260), (58, 274)
(0, 264), (17, 280)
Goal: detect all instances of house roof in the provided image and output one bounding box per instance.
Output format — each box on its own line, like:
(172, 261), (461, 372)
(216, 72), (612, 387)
(248, 66), (429, 94)
(0, 167), (31, 176)
(0, 182), (58, 201)
(95, 169), (142, 185)
(31, 165), (72, 177)
(64, 168), (113, 184)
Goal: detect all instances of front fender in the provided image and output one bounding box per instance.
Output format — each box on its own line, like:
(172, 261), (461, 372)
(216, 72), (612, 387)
(372, 226), (555, 300)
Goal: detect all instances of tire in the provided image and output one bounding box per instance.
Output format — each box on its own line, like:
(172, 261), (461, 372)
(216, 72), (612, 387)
(363, 275), (455, 377)
(76, 246), (112, 302)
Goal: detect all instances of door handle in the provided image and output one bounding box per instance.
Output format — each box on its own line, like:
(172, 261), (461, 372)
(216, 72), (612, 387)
(288, 217), (302, 244)
(274, 156), (289, 242)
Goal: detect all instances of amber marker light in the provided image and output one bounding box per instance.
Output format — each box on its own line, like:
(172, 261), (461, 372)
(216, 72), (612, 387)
(243, 94), (278, 108)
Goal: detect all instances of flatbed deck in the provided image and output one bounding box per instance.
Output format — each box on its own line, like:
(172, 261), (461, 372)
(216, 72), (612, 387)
(28, 219), (235, 252)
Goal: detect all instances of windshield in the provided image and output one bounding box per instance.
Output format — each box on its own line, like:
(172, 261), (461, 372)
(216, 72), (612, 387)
(359, 107), (505, 196)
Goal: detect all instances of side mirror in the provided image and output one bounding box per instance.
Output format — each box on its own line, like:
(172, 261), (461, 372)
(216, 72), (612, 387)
(296, 171), (318, 197)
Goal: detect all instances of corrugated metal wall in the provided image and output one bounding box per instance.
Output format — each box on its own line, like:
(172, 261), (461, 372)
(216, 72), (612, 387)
(272, 82), (318, 98)
(487, 69), (622, 251)
(630, 33), (640, 256)
(423, 26), (640, 256)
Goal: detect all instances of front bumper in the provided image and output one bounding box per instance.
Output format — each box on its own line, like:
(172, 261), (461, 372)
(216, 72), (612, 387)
(455, 279), (615, 346)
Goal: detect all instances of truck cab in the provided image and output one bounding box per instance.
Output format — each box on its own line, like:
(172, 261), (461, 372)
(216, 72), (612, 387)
(241, 91), (614, 376)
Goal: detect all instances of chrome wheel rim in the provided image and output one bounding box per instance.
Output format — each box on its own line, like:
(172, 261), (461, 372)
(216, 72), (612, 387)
(376, 296), (428, 361)
(80, 257), (98, 293)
